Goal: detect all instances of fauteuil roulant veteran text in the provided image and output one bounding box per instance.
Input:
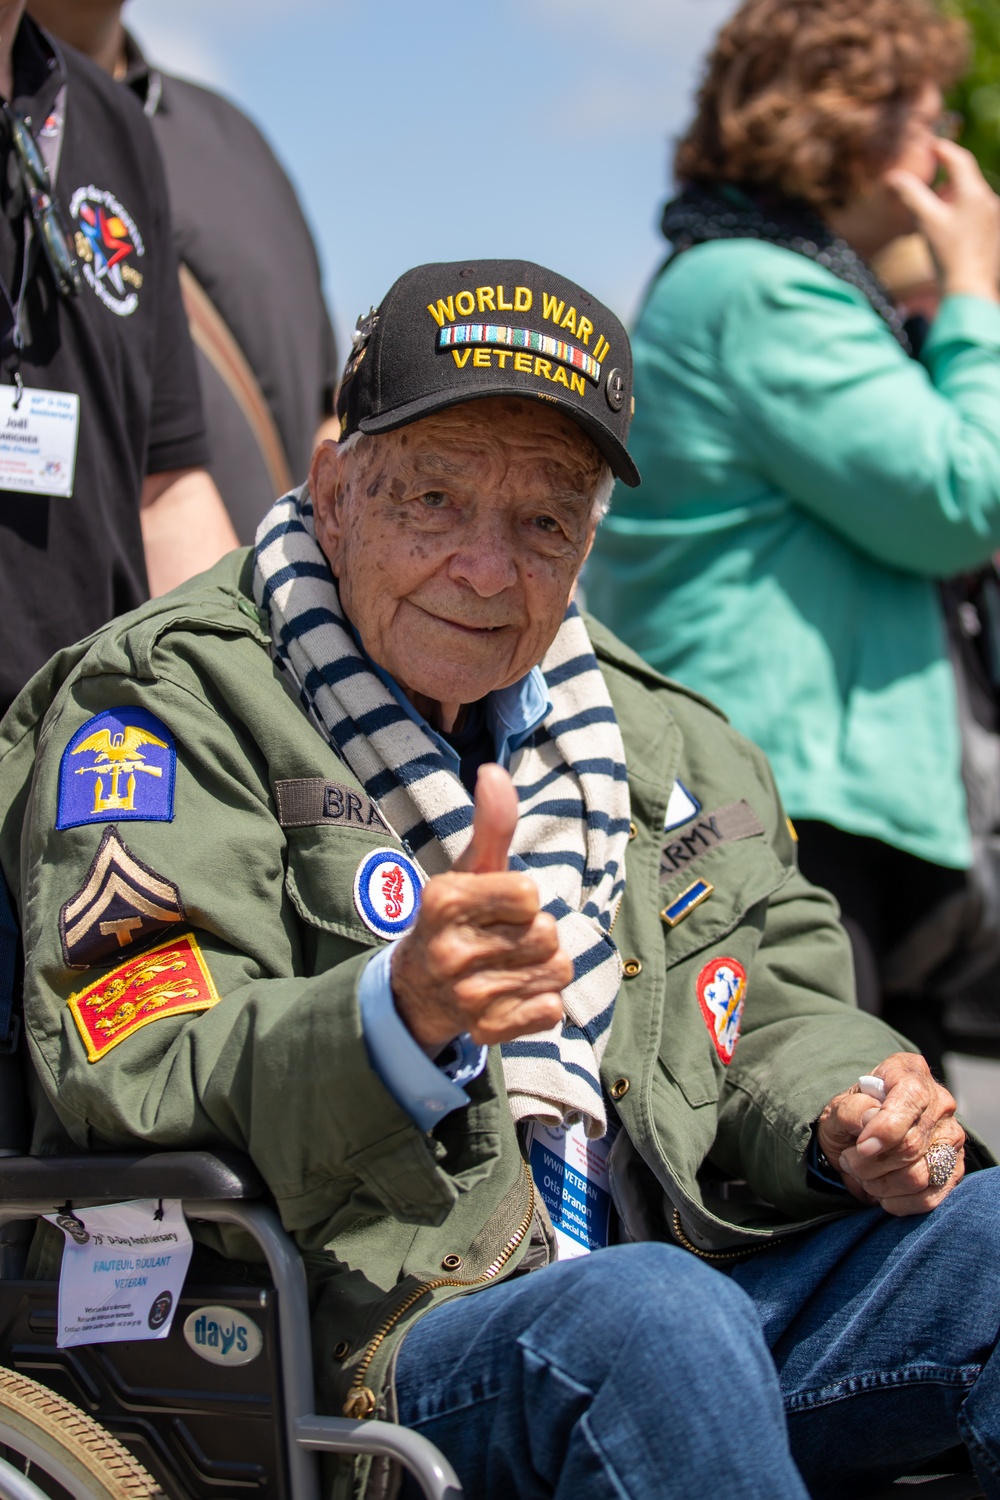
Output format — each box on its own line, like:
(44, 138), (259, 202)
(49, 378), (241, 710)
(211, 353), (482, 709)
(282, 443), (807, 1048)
(2, 260), (999, 1500)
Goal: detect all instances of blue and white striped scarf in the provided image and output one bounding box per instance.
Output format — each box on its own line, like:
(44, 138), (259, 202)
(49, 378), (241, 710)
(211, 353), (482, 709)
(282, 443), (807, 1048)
(254, 486), (631, 1138)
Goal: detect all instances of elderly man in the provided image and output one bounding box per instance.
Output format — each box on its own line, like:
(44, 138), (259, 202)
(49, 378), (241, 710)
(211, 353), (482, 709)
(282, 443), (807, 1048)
(0, 259), (998, 1500)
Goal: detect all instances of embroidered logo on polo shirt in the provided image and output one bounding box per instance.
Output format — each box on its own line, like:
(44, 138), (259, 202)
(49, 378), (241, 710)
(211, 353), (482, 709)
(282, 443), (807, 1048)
(353, 848), (423, 939)
(69, 186), (144, 316)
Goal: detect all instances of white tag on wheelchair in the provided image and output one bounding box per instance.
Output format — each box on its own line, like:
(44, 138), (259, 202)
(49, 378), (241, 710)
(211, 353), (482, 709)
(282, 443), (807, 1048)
(45, 1198), (193, 1348)
(525, 1118), (618, 1260)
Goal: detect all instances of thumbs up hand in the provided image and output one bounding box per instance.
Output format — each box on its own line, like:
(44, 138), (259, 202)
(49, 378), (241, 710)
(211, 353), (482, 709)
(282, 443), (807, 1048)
(391, 764), (571, 1052)
(452, 760), (520, 875)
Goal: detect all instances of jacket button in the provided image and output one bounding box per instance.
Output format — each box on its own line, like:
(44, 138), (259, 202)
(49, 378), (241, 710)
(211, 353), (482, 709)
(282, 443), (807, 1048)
(610, 1078), (630, 1101)
(441, 1254), (463, 1271)
(333, 1340), (351, 1361)
(343, 1387), (377, 1419)
(628, 821), (638, 841)
(622, 959), (642, 979)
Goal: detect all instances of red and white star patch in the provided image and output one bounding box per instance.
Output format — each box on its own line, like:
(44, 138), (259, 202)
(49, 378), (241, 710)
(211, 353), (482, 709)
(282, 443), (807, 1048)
(696, 956), (747, 1064)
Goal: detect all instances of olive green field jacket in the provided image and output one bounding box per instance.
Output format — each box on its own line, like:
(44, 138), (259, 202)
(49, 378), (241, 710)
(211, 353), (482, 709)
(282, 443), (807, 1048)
(0, 550), (925, 1476)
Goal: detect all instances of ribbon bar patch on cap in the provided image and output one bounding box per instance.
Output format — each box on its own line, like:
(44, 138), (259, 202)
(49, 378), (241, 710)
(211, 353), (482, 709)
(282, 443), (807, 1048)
(439, 324), (602, 385)
(67, 931), (220, 1062)
(59, 826), (185, 968)
(57, 707), (176, 830)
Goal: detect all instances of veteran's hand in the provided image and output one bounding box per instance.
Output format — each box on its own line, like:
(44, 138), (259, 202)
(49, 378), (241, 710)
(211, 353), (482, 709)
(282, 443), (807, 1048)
(390, 763), (571, 1052)
(816, 1053), (966, 1216)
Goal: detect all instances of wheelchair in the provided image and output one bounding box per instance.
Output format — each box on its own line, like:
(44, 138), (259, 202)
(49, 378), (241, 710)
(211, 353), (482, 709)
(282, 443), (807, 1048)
(0, 1035), (462, 1500)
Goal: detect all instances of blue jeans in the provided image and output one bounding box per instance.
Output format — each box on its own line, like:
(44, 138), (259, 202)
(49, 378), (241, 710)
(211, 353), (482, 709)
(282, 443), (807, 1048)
(395, 1168), (1000, 1499)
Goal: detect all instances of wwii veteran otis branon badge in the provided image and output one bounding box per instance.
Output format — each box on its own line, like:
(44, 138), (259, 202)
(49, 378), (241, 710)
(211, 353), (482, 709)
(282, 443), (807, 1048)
(335, 259), (640, 489)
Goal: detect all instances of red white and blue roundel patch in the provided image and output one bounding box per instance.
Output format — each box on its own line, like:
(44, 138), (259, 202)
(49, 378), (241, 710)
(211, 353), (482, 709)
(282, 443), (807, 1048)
(696, 956), (747, 1065)
(353, 848), (423, 939)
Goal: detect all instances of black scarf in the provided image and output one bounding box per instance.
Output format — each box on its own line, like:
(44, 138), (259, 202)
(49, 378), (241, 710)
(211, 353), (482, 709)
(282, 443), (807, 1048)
(660, 185), (912, 354)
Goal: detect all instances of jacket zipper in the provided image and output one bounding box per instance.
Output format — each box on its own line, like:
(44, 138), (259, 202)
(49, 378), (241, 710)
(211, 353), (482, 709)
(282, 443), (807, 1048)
(670, 1207), (768, 1264)
(344, 1160), (536, 1419)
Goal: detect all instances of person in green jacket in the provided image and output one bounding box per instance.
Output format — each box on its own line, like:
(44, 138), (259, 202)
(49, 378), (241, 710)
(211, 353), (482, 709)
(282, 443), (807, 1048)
(586, 0), (1000, 1064)
(1, 258), (997, 1500)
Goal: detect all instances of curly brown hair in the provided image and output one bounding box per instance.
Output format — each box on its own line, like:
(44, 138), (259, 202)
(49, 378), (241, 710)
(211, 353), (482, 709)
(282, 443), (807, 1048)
(675, 0), (969, 210)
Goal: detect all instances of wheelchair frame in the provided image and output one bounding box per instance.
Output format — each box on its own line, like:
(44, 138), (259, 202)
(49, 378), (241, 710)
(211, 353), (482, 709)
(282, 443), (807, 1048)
(0, 1150), (463, 1500)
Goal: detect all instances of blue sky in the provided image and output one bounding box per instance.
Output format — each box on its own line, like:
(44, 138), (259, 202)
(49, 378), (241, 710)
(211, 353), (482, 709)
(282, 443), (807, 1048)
(126, 0), (734, 356)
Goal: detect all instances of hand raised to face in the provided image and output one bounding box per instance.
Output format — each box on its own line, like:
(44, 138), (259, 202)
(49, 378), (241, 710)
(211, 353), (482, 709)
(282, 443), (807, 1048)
(390, 763), (571, 1053)
(884, 139), (1000, 304)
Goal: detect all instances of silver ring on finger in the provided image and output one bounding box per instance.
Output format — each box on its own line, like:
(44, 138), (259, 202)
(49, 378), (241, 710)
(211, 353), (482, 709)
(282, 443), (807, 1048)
(925, 1141), (959, 1190)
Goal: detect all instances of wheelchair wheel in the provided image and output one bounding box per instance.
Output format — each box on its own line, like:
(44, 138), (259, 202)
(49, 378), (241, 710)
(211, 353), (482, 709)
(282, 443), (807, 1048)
(0, 1369), (162, 1498)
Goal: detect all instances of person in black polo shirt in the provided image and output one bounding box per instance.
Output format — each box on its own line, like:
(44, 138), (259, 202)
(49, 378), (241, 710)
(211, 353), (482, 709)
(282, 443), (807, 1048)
(0, 1), (238, 719)
(30, 0), (341, 546)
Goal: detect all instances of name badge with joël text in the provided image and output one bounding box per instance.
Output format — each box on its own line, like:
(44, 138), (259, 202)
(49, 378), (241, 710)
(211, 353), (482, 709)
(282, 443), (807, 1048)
(0, 384), (80, 497)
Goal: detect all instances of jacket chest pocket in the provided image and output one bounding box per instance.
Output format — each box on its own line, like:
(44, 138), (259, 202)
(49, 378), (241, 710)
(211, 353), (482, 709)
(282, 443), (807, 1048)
(657, 825), (788, 1106)
(283, 806), (419, 960)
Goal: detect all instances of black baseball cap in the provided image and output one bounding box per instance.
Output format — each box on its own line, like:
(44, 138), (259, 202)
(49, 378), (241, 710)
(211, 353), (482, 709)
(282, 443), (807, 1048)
(335, 259), (640, 487)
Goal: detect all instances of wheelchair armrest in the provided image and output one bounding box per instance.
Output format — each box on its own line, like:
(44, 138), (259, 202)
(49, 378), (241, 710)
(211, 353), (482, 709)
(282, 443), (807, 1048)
(0, 1150), (264, 1203)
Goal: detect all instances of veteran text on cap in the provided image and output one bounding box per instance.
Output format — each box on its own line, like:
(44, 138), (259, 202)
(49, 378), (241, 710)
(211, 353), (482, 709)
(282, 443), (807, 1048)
(336, 260), (640, 487)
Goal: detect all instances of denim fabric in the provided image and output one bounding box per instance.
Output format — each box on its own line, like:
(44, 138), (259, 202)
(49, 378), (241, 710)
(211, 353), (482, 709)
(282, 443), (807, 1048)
(729, 1168), (1000, 1500)
(396, 1242), (810, 1500)
(395, 1170), (1000, 1499)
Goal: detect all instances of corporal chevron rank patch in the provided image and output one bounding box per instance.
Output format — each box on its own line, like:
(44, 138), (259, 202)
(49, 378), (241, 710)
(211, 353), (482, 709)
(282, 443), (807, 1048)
(67, 932), (220, 1062)
(59, 826), (186, 968)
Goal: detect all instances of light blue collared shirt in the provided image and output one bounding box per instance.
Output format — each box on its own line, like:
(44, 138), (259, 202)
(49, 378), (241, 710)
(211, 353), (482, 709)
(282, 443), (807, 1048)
(362, 640), (550, 780)
(357, 659), (551, 1132)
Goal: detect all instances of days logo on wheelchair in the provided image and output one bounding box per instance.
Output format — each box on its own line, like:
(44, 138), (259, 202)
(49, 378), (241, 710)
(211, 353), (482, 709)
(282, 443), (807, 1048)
(183, 1305), (263, 1366)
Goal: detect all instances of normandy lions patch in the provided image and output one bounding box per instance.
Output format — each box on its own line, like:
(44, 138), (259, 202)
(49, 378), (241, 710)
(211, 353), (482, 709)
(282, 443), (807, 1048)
(59, 826), (185, 968)
(67, 932), (220, 1063)
(353, 848), (423, 939)
(696, 956), (747, 1065)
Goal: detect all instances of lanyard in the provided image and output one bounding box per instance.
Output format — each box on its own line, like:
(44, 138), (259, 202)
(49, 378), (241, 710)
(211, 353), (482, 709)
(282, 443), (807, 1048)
(0, 82), (68, 375)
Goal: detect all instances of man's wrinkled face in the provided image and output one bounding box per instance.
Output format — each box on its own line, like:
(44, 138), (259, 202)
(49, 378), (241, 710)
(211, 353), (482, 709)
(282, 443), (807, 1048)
(311, 398), (605, 716)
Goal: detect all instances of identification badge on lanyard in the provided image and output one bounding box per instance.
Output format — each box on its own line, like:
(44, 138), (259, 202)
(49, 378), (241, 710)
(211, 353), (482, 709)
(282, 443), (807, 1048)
(525, 1117), (618, 1260)
(45, 1198), (193, 1348)
(0, 384), (80, 497)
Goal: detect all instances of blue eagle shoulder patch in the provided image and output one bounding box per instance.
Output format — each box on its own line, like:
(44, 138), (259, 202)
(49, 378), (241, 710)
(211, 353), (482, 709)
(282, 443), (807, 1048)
(57, 707), (176, 831)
